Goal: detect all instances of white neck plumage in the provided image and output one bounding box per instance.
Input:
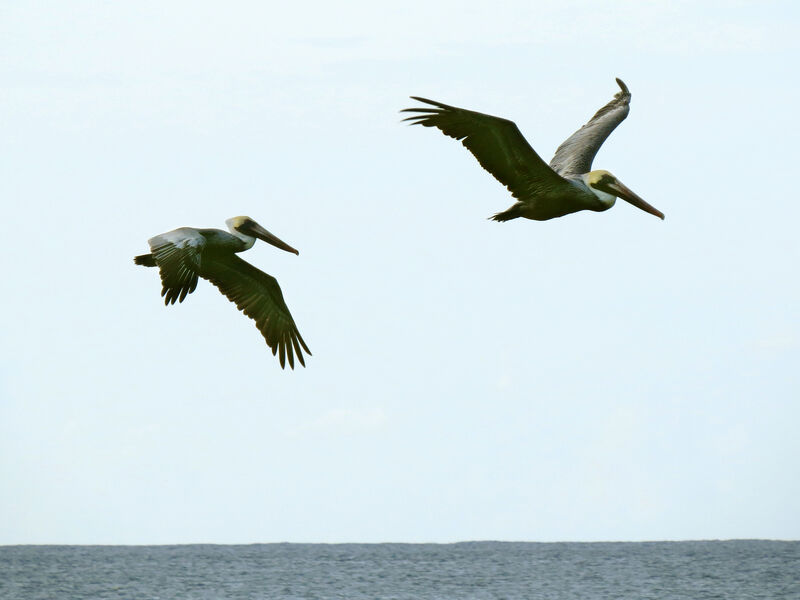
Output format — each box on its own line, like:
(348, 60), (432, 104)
(581, 172), (617, 208)
(230, 228), (256, 250)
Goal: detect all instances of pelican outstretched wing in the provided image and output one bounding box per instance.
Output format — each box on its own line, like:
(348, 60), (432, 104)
(402, 97), (568, 202)
(549, 78), (631, 178)
(200, 254), (311, 369)
(148, 228), (203, 305)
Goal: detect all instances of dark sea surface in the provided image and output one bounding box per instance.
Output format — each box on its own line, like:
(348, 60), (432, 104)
(1, 540), (798, 599)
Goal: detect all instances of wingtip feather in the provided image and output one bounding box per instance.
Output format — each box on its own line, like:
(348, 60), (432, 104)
(406, 96), (452, 110)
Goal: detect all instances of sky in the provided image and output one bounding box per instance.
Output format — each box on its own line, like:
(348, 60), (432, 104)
(1, 0), (798, 544)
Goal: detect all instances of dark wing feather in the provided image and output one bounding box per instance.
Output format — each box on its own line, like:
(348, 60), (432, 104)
(148, 228), (203, 305)
(402, 96), (568, 202)
(199, 254), (311, 369)
(549, 78), (631, 177)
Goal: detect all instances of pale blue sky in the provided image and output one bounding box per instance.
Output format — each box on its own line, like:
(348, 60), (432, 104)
(1, 1), (798, 544)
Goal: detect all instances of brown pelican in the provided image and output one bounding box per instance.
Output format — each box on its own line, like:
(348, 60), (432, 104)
(402, 78), (664, 221)
(134, 216), (311, 369)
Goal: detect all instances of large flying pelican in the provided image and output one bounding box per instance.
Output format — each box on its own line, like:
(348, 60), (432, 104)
(402, 78), (664, 222)
(134, 216), (311, 369)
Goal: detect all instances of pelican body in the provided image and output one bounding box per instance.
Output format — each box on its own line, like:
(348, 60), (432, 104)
(403, 78), (664, 222)
(134, 216), (310, 369)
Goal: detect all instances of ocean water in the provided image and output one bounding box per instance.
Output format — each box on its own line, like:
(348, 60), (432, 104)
(1, 540), (798, 599)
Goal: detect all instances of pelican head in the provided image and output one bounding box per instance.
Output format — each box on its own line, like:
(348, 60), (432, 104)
(584, 170), (664, 220)
(226, 216), (300, 255)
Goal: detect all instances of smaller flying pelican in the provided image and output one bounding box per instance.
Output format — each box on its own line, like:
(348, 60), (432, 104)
(402, 78), (664, 222)
(134, 216), (310, 369)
